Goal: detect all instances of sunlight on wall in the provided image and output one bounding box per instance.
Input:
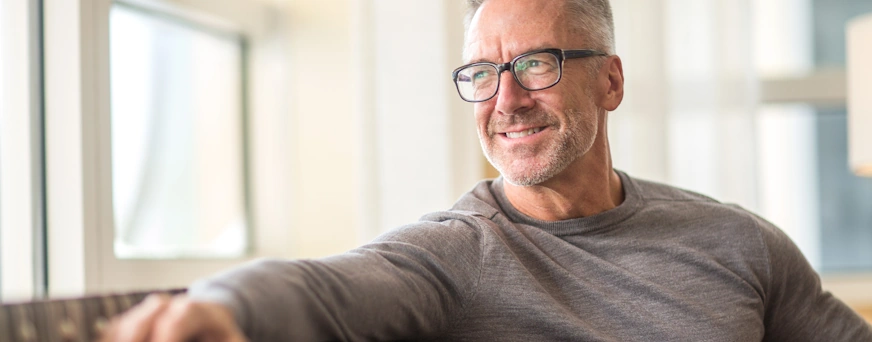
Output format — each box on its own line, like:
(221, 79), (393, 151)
(284, 1), (358, 257)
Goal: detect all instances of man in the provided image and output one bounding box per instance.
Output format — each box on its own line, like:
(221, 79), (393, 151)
(105, 0), (872, 340)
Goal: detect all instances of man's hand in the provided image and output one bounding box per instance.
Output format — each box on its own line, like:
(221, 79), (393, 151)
(100, 294), (247, 342)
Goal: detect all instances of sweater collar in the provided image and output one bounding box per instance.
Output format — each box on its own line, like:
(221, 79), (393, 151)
(484, 170), (642, 236)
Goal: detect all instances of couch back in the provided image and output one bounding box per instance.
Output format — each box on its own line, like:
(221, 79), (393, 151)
(0, 289), (185, 342)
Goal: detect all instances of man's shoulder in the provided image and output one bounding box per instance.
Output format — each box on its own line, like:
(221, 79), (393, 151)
(625, 173), (761, 229)
(441, 179), (503, 220)
(629, 174), (721, 205)
(624, 174), (775, 275)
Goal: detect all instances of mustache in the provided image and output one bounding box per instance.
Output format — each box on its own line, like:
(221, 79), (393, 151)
(487, 110), (559, 135)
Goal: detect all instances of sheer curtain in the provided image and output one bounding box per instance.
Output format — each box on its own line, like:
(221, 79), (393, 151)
(610, 0), (757, 207)
(609, 0), (822, 266)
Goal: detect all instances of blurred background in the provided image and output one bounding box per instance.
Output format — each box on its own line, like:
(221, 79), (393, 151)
(1, 0), (870, 319)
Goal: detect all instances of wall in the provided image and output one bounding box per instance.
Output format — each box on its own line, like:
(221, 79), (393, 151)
(279, 0), (480, 258)
(282, 0), (358, 257)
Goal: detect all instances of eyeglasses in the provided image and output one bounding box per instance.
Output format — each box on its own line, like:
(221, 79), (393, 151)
(451, 48), (608, 103)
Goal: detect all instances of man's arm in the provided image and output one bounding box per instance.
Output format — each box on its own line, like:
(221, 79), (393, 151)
(757, 217), (872, 341)
(107, 216), (484, 341)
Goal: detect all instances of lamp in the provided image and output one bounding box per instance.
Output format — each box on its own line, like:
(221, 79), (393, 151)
(848, 13), (872, 177)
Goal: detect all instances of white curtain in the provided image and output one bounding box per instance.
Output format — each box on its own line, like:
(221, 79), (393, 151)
(611, 0), (757, 206)
(610, 0), (821, 267)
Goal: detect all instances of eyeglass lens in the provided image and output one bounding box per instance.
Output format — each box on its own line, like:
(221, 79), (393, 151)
(455, 51), (561, 102)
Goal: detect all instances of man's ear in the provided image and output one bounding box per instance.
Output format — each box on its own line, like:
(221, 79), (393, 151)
(597, 55), (624, 111)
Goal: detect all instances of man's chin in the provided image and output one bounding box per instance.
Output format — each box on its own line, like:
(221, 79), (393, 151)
(502, 175), (544, 187)
(486, 151), (561, 186)
(498, 164), (553, 187)
(495, 153), (581, 187)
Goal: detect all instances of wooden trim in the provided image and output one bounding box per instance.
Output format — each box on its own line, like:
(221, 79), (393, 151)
(760, 68), (846, 107)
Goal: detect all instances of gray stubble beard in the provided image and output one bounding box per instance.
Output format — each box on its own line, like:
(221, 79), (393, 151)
(482, 107), (597, 187)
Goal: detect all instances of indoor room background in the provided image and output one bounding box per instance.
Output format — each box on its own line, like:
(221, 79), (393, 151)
(1, 0), (870, 321)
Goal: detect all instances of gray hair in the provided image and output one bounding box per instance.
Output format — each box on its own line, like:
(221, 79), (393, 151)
(464, 0), (615, 54)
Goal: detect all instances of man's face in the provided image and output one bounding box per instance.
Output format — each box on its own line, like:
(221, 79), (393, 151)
(466, 0), (602, 186)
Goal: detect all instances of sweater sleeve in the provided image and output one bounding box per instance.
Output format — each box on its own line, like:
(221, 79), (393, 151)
(187, 216), (484, 341)
(757, 217), (872, 341)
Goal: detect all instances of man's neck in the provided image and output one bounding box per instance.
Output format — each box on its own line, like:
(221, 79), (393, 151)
(503, 159), (624, 222)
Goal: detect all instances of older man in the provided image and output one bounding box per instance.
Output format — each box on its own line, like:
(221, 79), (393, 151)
(105, 0), (872, 341)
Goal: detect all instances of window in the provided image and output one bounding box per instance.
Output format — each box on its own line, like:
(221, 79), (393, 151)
(809, 0), (872, 273)
(109, 3), (249, 259)
(43, 0), (283, 294)
(816, 108), (872, 272)
(756, 0), (872, 274)
(610, 0), (872, 310)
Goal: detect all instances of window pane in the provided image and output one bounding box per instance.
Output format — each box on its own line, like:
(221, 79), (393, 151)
(110, 4), (249, 259)
(817, 109), (872, 272)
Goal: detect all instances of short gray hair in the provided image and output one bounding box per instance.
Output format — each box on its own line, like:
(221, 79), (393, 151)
(464, 0), (615, 54)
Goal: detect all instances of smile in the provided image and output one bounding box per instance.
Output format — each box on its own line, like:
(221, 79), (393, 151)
(503, 127), (545, 139)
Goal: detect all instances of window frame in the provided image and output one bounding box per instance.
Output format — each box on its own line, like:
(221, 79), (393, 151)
(42, 0), (291, 296)
(1, 0), (45, 301)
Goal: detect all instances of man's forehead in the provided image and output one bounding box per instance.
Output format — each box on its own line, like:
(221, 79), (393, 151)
(463, 0), (569, 62)
(463, 41), (556, 63)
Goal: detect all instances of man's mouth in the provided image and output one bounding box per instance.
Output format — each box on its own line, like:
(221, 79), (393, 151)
(503, 127), (545, 139)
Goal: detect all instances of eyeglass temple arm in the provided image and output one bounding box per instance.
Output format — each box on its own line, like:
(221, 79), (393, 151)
(563, 49), (609, 59)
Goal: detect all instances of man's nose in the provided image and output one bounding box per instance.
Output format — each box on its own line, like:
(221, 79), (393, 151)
(493, 71), (535, 115)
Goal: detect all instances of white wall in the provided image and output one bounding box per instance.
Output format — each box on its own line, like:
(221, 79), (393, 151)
(363, 0), (480, 237)
(283, 0), (480, 256)
(281, 1), (358, 257)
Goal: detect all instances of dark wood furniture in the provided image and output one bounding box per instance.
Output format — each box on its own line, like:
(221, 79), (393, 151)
(0, 289), (185, 341)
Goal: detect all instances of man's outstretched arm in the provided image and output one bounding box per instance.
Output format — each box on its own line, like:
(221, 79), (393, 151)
(103, 216), (485, 341)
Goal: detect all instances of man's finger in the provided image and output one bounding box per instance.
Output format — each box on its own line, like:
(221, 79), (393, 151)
(149, 298), (245, 342)
(102, 294), (171, 342)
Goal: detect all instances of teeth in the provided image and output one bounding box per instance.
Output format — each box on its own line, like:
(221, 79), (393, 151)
(505, 127), (542, 139)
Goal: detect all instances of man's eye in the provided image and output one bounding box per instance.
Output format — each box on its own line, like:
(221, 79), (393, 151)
(518, 58), (554, 74)
(517, 60), (541, 71)
(473, 70), (491, 79)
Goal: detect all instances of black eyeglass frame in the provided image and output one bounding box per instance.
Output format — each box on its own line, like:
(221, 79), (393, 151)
(451, 48), (609, 103)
